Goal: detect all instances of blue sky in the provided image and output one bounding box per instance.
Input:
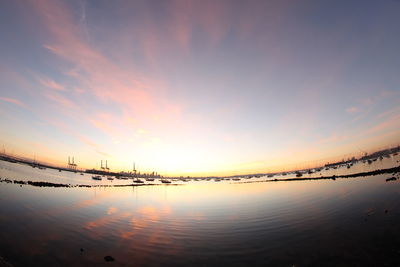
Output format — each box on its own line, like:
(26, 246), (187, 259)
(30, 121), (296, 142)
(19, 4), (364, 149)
(0, 0), (399, 175)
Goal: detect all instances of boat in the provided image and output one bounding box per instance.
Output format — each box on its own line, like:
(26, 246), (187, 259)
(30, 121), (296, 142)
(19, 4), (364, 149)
(161, 179), (171, 184)
(107, 176), (114, 181)
(145, 178), (155, 181)
(92, 175), (102, 180)
(133, 179), (144, 183)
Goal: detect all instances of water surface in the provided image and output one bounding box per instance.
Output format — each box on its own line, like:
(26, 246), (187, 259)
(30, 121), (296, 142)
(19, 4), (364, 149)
(0, 158), (400, 266)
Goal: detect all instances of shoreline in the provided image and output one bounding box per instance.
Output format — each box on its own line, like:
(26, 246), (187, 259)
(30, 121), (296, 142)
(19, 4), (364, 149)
(0, 179), (182, 188)
(237, 165), (400, 184)
(1, 146), (399, 179)
(1, 165), (399, 189)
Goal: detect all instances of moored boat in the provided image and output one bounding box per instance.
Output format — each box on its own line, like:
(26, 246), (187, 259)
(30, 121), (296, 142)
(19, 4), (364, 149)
(92, 175), (102, 180)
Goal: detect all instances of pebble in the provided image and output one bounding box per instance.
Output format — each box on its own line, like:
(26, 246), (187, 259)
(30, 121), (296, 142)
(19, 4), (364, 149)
(104, 256), (115, 262)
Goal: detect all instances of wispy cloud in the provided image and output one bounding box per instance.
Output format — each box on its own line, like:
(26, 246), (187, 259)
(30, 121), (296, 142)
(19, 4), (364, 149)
(31, 0), (183, 127)
(79, 135), (98, 149)
(44, 91), (77, 109)
(5, 0), (398, 175)
(37, 76), (67, 91)
(346, 106), (359, 113)
(42, 116), (112, 158)
(366, 113), (400, 135)
(0, 97), (26, 108)
(318, 132), (348, 145)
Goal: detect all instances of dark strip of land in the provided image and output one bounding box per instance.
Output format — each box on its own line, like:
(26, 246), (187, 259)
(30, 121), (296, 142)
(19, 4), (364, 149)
(238, 165), (400, 184)
(0, 165), (399, 188)
(0, 179), (181, 188)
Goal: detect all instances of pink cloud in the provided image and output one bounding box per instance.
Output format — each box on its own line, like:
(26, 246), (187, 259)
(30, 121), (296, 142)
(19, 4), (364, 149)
(79, 135), (99, 149)
(95, 149), (112, 158)
(169, 0), (229, 49)
(360, 97), (374, 106)
(169, 0), (193, 52)
(317, 133), (348, 145)
(196, 1), (229, 46)
(73, 87), (85, 94)
(89, 118), (118, 139)
(41, 116), (112, 159)
(44, 92), (77, 109)
(37, 76), (66, 91)
(0, 97), (26, 108)
(346, 106), (359, 113)
(376, 106), (400, 119)
(366, 114), (400, 135)
(30, 0), (183, 127)
(78, 134), (111, 158)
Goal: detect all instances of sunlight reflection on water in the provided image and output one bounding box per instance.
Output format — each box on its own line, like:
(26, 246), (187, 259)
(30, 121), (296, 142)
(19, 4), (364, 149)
(0, 157), (399, 266)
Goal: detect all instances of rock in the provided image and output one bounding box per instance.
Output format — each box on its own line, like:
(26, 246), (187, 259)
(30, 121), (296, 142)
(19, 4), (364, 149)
(385, 177), (397, 182)
(0, 256), (13, 267)
(104, 256), (115, 262)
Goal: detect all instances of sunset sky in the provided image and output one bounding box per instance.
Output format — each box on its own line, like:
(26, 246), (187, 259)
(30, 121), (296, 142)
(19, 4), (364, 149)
(0, 0), (399, 176)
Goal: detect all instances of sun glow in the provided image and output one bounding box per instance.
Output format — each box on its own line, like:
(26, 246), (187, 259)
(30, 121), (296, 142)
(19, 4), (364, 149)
(0, 0), (399, 176)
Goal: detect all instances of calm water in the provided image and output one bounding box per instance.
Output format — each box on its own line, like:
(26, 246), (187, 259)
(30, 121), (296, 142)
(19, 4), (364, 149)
(1, 158), (400, 266)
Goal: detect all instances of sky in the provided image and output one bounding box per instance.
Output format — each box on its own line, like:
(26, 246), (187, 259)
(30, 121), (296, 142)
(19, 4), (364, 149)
(0, 0), (399, 176)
